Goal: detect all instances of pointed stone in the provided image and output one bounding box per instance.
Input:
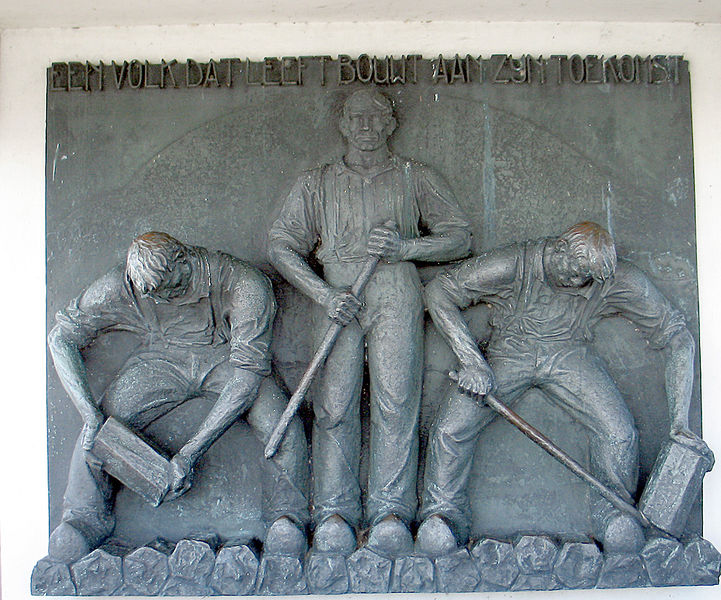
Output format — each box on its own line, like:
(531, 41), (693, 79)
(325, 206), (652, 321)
(161, 578), (214, 595)
(390, 555), (435, 593)
(641, 537), (687, 586)
(514, 535), (558, 574)
(167, 539), (215, 584)
(31, 558), (76, 596)
(471, 538), (519, 590)
(256, 555), (307, 595)
(597, 553), (649, 588)
(70, 549), (123, 595)
(511, 573), (562, 591)
(554, 542), (602, 589)
(305, 552), (349, 594)
(685, 537), (721, 585)
(434, 548), (481, 592)
(123, 546), (169, 595)
(210, 545), (259, 595)
(346, 547), (392, 593)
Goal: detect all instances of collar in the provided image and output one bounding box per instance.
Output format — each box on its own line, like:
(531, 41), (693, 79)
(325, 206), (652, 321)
(169, 247), (210, 305)
(335, 153), (399, 180)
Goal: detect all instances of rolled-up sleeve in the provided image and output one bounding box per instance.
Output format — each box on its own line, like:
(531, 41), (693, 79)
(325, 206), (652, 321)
(604, 262), (687, 349)
(55, 267), (129, 348)
(227, 273), (277, 376)
(268, 173), (319, 257)
(414, 164), (472, 236)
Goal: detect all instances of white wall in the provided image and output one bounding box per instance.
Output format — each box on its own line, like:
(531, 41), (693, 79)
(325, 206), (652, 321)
(1, 20), (720, 600)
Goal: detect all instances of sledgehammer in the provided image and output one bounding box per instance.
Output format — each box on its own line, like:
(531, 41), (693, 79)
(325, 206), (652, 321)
(448, 372), (653, 529)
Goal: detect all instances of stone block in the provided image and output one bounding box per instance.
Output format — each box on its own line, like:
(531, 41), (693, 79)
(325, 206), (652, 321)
(515, 535), (558, 574)
(434, 548), (481, 592)
(346, 547), (392, 593)
(553, 542), (603, 589)
(167, 539), (215, 584)
(511, 573), (562, 591)
(123, 546), (169, 595)
(161, 578), (214, 595)
(210, 545), (259, 595)
(305, 552), (349, 594)
(597, 554), (649, 589)
(70, 549), (123, 595)
(471, 538), (519, 590)
(685, 537), (721, 585)
(390, 555), (435, 593)
(256, 555), (307, 595)
(640, 537), (688, 586)
(31, 558), (76, 595)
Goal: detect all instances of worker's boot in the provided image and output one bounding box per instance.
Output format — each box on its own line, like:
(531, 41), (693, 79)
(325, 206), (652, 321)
(414, 514), (458, 556)
(48, 522), (94, 563)
(264, 516), (307, 557)
(602, 512), (645, 554)
(313, 514), (356, 556)
(366, 514), (413, 557)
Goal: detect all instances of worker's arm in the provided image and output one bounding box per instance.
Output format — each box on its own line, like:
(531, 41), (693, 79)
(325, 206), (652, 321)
(48, 326), (104, 450)
(425, 248), (517, 396)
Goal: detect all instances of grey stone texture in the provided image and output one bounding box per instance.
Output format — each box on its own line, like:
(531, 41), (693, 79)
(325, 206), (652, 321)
(256, 555), (307, 595)
(167, 539), (215, 585)
(210, 545), (259, 595)
(434, 548), (481, 592)
(122, 547), (169, 595)
(597, 553), (649, 589)
(511, 573), (563, 591)
(70, 549), (123, 595)
(514, 535), (558, 574)
(346, 547), (392, 593)
(390, 555), (435, 593)
(31, 559), (76, 596)
(641, 537), (688, 586)
(553, 542), (603, 588)
(305, 552), (349, 594)
(685, 537), (721, 585)
(471, 538), (520, 590)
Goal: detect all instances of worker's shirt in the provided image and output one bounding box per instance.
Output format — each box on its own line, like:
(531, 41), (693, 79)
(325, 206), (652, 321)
(434, 239), (687, 357)
(55, 247), (276, 376)
(268, 154), (470, 264)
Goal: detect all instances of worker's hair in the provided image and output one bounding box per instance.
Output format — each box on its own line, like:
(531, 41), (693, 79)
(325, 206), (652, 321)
(342, 88), (393, 118)
(558, 221), (617, 282)
(126, 232), (187, 292)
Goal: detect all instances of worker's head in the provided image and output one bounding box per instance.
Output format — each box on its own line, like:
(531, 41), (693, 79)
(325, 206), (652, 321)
(549, 222), (617, 287)
(340, 89), (397, 151)
(126, 232), (191, 300)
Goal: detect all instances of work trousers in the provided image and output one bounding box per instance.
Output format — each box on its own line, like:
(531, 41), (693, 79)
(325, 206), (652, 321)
(60, 345), (309, 544)
(420, 342), (639, 542)
(312, 261), (424, 529)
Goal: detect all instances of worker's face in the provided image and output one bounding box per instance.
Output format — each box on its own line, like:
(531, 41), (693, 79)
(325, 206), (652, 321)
(340, 96), (396, 151)
(550, 242), (594, 288)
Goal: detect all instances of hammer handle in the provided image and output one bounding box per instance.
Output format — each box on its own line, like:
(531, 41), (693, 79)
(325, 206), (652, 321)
(264, 256), (380, 458)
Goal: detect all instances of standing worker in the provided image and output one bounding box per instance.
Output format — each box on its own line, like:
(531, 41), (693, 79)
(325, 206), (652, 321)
(269, 89), (471, 556)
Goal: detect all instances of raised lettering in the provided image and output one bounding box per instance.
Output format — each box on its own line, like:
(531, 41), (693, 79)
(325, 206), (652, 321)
(338, 55), (355, 84)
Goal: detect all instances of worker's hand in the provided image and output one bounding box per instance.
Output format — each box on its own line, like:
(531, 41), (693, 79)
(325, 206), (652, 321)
(670, 422), (715, 468)
(322, 287), (362, 326)
(164, 454), (194, 502)
(368, 223), (404, 262)
(450, 364), (495, 397)
(80, 410), (104, 451)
